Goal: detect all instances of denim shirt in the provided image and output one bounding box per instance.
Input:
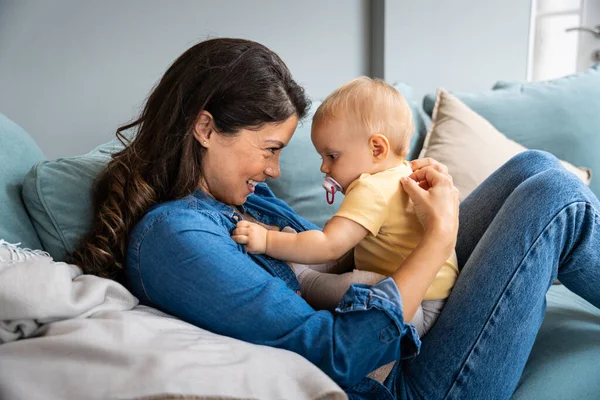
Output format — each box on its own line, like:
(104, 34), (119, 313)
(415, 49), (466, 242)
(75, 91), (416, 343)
(126, 183), (420, 398)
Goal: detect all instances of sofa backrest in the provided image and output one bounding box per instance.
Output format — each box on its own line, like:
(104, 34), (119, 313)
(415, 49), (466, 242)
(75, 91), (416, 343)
(0, 113), (46, 249)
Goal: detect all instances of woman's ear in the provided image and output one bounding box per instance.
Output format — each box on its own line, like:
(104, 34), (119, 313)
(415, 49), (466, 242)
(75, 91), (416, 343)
(193, 111), (215, 148)
(369, 134), (390, 162)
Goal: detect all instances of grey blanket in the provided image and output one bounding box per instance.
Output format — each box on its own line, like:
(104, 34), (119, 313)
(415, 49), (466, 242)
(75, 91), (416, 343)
(0, 240), (138, 343)
(0, 240), (346, 400)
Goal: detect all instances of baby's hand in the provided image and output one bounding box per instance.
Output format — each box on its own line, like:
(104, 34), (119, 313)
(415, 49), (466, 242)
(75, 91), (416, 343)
(231, 221), (268, 254)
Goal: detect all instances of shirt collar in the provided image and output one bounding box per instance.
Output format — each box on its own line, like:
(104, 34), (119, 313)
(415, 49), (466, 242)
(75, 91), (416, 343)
(192, 189), (247, 217)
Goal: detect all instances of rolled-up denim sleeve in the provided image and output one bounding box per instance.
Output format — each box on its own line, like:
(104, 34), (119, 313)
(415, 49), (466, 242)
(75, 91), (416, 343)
(337, 279), (421, 360)
(130, 209), (420, 388)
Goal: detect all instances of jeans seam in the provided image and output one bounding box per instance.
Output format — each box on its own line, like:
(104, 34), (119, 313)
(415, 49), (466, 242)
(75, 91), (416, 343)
(558, 203), (600, 276)
(444, 200), (589, 400)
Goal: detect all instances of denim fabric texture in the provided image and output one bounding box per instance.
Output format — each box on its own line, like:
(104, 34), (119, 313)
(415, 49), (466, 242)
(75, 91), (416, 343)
(126, 182), (420, 393)
(126, 150), (600, 399)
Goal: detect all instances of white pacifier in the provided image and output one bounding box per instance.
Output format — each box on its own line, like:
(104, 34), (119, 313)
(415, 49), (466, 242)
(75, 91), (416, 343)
(322, 177), (343, 205)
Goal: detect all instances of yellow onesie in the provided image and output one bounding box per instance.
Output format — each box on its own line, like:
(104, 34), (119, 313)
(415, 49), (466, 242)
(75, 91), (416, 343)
(334, 161), (459, 300)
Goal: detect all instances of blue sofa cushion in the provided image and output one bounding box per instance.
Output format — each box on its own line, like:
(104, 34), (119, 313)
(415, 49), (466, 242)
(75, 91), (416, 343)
(513, 284), (600, 399)
(422, 64), (600, 196)
(22, 136), (126, 260)
(0, 113), (46, 249)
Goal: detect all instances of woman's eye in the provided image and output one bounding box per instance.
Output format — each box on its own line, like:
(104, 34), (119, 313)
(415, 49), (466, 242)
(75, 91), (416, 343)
(327, 154), (338, 160)
(267, 148), (279, 155)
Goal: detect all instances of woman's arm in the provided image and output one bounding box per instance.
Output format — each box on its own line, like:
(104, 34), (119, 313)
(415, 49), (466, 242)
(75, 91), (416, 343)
(232, 216), (368, 264)
(392, 158), (459, 321)
(130, 209), (419, 388)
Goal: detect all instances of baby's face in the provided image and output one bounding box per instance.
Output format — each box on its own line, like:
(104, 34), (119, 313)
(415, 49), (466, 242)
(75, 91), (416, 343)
(311, 118), (375, 193)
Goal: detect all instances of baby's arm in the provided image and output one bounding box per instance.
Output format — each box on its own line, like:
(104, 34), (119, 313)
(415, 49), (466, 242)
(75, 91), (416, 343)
(232, 217), (368, 264)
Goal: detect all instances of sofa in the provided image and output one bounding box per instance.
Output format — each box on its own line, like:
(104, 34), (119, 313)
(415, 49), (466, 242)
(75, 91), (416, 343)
(1, 65), (599, 399)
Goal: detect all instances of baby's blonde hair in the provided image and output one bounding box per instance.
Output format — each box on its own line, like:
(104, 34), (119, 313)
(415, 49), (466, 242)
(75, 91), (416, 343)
(313, 76), (414, 157)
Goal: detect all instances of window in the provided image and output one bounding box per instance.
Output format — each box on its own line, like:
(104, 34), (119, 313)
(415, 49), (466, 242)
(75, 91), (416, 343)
(528, 0), (583, 80)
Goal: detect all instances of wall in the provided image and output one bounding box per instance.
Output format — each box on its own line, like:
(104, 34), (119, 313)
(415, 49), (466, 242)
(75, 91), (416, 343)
(0, 0), (368, 158)
(0, 1), (533, 158)
(383, 0), (532, 101)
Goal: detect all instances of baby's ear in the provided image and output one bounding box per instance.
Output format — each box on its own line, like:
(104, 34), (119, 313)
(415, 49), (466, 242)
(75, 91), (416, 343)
(369, 134), (390, 162)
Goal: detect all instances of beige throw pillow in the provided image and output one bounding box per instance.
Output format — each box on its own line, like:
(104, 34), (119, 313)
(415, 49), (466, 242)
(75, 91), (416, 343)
(419, 89), (592, 201)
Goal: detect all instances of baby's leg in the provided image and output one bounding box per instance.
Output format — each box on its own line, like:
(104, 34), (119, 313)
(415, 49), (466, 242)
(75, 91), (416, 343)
(294, 261), (441, 334)
(293, 264), (386, 311)
(304, 248), (355, 274)
(411, 299), (447, 337)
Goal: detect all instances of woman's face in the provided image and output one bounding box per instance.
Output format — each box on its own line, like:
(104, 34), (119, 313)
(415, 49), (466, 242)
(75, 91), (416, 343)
(199, 115), (298, 206)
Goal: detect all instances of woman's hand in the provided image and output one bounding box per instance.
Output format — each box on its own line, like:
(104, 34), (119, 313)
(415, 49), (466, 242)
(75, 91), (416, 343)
(402, 158), (459, 249)
(390, 158), (459, 320)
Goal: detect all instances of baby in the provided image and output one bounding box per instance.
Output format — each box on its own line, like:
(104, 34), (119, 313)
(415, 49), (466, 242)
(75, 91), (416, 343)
(232, 77), (458, 337)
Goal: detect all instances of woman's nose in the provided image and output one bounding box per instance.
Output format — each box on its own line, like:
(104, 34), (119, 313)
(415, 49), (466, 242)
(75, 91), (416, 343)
(265, 162), (281, 179)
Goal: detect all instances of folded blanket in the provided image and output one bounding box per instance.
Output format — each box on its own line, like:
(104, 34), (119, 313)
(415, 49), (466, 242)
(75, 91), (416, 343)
(0, 241), (346, 399)
(0, 240), (138, 343)
(0, 306), (347, 400)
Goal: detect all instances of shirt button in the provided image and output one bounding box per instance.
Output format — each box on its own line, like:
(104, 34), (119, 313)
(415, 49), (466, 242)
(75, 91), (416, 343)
(233, 215), (239, 221)
(296, 290), (301, 295)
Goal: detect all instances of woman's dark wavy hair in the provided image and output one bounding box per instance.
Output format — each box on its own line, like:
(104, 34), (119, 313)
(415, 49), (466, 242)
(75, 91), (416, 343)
(68, 38), (310, 280)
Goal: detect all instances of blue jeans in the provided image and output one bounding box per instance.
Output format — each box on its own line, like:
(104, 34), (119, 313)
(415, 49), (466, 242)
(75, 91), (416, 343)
(395, 150), (600, 399)
(127, 149), (598, 399)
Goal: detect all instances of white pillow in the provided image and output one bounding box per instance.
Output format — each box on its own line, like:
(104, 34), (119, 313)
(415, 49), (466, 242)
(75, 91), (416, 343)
(419, 89), (592, 201)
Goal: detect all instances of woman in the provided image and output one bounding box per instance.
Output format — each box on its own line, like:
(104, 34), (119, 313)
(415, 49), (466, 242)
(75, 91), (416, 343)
(70, 38), (600, 399)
